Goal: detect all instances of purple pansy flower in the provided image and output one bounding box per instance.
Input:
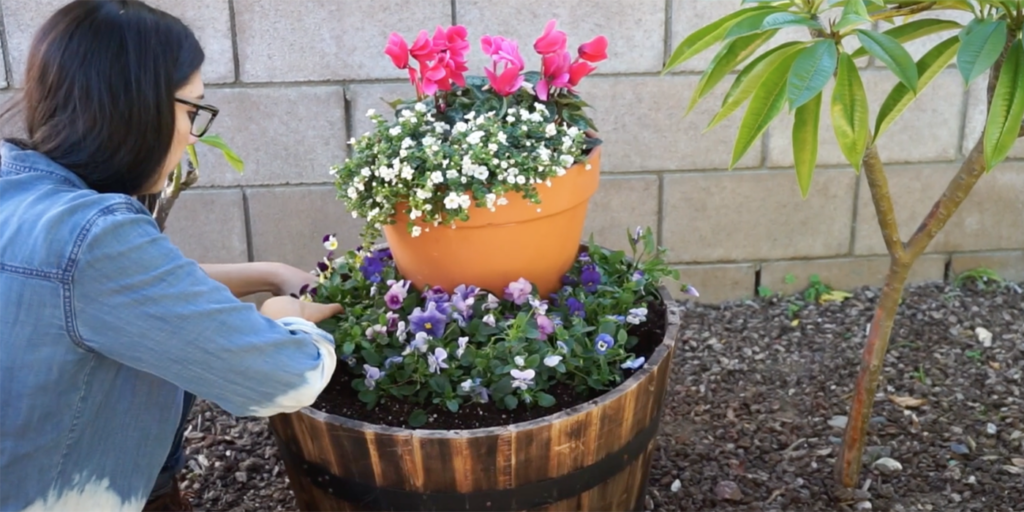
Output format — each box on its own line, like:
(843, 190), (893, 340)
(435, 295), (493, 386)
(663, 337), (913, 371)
(580, 265), (602, 293)
(566, 297), (585, 318)
(427, 347), (449, 374)
(683, 284), (700, 297)
(632, 226), (643, 244)
(451, 285), (477, 326)
(536, 315), (555, 340)
(543, 354), (562, 367)
(455, 336), (469, 358)
(409, 301), (447, 338)
(484, 293), (501, 310)
(402, 331), (430, 355)
(359, 254), (385, 282)
(384, 280), (410, 310)
(384, 356), (404, 369)
(504, 278), (532, 305)
(631, 270), (644, 282)
(561, 274), (578, 287)
(323, 234), (338, 251)
(621, 357), (646, 370)
(578, 251), (590, 262)
(594, 333), (614, 355)
(363, 364), (382, 389)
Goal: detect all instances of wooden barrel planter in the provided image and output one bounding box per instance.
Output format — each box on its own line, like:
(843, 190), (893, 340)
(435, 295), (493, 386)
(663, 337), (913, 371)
(269, 286), (679, 512)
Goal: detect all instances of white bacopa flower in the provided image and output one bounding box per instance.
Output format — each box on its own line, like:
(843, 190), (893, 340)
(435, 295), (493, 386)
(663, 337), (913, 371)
(488, 143), (499, 152)
(414, 102), (427, 112)
(497, 197), (509, 206)
(467, 130), (485, 145)
(559, 155), (574, 168)
(485, 193), (497, 209)
(411, 226), (423, 237)
(410, 209), (422, 219)
(457, 194), (471, 209)
(389, 125), (402, 136)
(347, 186), (358, 199)
(401, 166), (414, 180)
(545, 123), (557, 136)
(514, 355), (525, 367)
(516, 175), (526, 184)
(473, 167), (489, 180)
(446, 170), (460, 180)
(365, 108), (376, 117)
(429, 171), (444, 184)
(444, 192), (462, 209)
(497, 132), (507, 144)
(454, 121), (468, 133)
(416, 189), (432, 199)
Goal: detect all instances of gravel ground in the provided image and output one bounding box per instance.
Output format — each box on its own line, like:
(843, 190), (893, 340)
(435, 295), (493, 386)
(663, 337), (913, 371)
(180, 280), (1023, 511)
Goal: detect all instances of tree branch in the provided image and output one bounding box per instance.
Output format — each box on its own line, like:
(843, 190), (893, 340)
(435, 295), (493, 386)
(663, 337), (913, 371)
(870, 2), (936, 22)
(861, 144), (905, 261)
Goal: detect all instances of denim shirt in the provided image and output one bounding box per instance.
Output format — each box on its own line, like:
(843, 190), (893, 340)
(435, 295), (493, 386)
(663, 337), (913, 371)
(0, 141), (338, 512)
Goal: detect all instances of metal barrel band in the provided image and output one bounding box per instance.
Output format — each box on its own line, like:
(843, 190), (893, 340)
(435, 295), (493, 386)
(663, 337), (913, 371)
(276, 416), (660, 511)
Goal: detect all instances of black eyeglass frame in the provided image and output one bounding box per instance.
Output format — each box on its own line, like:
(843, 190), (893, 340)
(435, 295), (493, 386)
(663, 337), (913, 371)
(174, 98), (219, 138)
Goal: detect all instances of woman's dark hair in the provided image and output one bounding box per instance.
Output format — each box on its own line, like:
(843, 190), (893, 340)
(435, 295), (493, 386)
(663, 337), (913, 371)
(0, 0), (204, 195)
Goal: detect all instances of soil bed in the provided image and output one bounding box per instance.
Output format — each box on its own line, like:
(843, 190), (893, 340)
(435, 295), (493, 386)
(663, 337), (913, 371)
(180, 281), (1022, 511)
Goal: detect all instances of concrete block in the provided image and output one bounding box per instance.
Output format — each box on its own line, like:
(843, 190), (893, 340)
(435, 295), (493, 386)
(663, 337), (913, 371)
(663, 263), (758, 304)
(346, 82), (412, 143)
(760, 255), (947, 295)
(962, 70), (1024, 159)
(234, 0), (451, 82)
(573, 75), (762, 173)
(3, 0), (234, 87)
(162, 188), (248, 264)
(663, 169), (857, 263)
(950, 251), (1024, 284)
(0, 90), (23, 139)
(580, 175), (660, 253)
(245, 185), (365, 271)
(192, 85), (346, 186)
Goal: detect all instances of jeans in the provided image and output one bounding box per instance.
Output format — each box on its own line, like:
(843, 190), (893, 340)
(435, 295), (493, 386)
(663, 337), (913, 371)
(149, 391), (196, 498)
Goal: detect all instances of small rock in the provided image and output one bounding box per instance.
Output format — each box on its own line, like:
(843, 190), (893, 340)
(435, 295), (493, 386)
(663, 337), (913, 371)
(828, 415), (849, 429)
(1011, 458), (1024, 468)
(644, 495), (654, 510)
(233, 471), (247, 483)
(950, 443), (970, 455)
(868, 416), (887, 427)
(985, 423), (998, 436)
(852, 490), (871, 501)
(872, 457), (903, 475)
(1003, 465), (1024, 475)
(950, 426), (964, 435)
(670, 479), (681, 493)
(714, 480), (743, 501)
(975, 327), (992, 347)
(854, 501), (873, 510)
(951, 493), (962, 503)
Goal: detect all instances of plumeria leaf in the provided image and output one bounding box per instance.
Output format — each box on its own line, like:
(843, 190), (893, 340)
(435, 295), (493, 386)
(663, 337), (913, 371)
(760, 12), (824, 31)
(706, 41), (809, 131)
(723, 9), (788, 39)
(688, 29), (779, 114)
(835, 0), (872, 33)
(787, 40), (838, 110)
(831, 53), (870, 172)
(983, 38), (1024, 170)
(198, 134), (244, 173)
(956, 19), (1008, 85)
(793, 91), (822, 198)
(850, 19), (963, 60)
(730, 48), (802, 169)
(855, 29), (919, 91)
(663, 6), (779, 72)
(874, 35), (960, 142)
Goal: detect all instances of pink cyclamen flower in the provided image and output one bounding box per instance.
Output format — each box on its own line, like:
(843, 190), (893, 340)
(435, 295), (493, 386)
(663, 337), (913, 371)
(537, 51), (571, 101)
(433, 25), (470, 87)
(577, 35), (608, 63)
(534, 19), (567, 55)
(384, 32), (409, 69)
(409, 30), (436, 65)
(568, 59), (596, 87)
(482, 36), (525, 96)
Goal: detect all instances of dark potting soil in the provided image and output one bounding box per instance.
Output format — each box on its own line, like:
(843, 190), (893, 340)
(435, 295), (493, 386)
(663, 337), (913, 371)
(311, 294), (668, 430)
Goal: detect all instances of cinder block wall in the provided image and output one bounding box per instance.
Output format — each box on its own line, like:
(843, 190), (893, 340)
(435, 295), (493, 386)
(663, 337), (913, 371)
(1, 0), (1021, 303)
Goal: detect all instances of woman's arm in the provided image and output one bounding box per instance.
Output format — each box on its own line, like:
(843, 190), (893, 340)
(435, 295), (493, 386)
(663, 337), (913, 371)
(199, 262), (315, 298)
(69, 204), (341, 417)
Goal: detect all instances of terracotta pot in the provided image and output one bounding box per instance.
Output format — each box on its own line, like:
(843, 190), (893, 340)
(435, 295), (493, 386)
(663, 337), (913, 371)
(382, 146), (601, 298)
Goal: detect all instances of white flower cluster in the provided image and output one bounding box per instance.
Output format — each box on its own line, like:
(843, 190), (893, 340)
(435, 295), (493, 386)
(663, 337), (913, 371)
(332, 100), (589, 242)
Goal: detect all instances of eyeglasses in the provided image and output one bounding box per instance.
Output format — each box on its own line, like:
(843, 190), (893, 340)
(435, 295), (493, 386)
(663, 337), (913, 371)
(175, 98), (219, 138)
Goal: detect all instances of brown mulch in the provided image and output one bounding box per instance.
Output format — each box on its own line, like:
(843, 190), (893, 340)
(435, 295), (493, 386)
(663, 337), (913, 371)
(179, 280), (1023, 511)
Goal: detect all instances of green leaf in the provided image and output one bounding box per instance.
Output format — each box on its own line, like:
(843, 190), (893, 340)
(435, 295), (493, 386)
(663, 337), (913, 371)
(723, 9), (787, 39)
(688, 29), (780, 114)
(760, 12), (823, 31)
(408, 409), (427, 427)
(445, 399), (460, 413)
(855, 29), (919, 91)
(787, 40), (838, 110)
(730, 48), (802, 168)
(536, 392), (556, 407)
(850, 19), (963, 60)
(983, 38), (1024, 170)
(198, 134), (244, 173)
(503, 394), (518, 410)
(835, 0), (872, 33)
(663, 6), (779, 72)
(706, 42), (809, 131)
(874, 35), (960, 141)
(831, 53), (870, 172)
(956, 19), (1008, 85)
(793, 92), (822, 198)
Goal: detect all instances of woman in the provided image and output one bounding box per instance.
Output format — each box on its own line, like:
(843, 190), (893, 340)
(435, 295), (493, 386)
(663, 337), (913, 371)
(0, 1), (344, 511)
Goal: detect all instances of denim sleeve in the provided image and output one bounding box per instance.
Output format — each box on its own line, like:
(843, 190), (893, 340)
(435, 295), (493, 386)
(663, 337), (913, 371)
(69, 203), (338, 417)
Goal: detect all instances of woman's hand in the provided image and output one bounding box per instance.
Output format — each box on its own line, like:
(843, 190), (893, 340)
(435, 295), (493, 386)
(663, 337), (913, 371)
(199, 262), (317, 298)
(259, 296), (343, 323)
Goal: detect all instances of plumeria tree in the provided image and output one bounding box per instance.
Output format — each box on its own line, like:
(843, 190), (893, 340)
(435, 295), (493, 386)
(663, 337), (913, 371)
(666, 0), (1023, 494)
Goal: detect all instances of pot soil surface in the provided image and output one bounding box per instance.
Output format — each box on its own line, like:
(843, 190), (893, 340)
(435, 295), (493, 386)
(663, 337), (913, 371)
(179, 281), (1022, 511)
